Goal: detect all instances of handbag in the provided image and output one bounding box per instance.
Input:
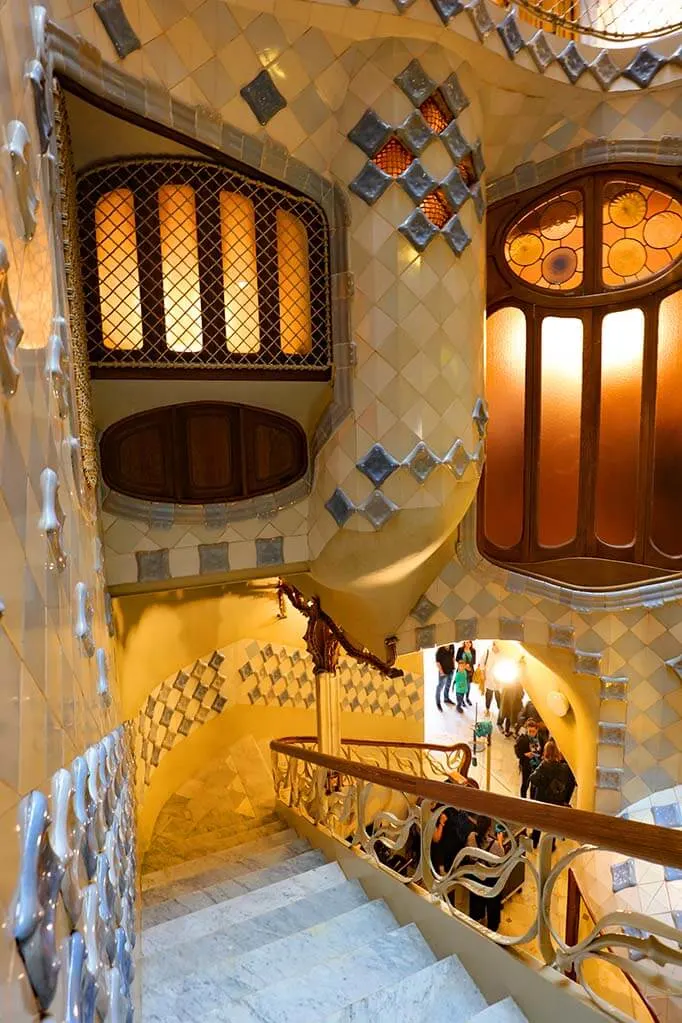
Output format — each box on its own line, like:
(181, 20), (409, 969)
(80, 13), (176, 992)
(473, 665), (485, 693)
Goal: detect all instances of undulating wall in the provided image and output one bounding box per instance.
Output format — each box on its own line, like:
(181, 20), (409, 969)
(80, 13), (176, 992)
(0, 3), (129, 1019)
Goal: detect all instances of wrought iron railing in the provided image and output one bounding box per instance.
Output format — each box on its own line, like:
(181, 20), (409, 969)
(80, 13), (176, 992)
(271, 736), (682, 1023)
(275, 735), (473, 783)
(490, 0), (682, 44)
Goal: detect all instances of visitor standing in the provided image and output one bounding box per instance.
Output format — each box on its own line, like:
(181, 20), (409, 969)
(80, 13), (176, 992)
(514, 720), (546, 798)
(456, 640), (476, 707)
(453, 659), (470, 713)
(484, 643), (502, 716)
(435, 645), (455, 712)
(528, 741), (577, 848)
(498, 671), (523, 737)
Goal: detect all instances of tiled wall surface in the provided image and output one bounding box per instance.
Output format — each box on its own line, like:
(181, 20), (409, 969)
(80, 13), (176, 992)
(135, 637), (424, 787)
(0, 2), (122, 1018)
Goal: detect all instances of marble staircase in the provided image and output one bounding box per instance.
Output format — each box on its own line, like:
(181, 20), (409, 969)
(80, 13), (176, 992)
(140, 811), (530, 1022)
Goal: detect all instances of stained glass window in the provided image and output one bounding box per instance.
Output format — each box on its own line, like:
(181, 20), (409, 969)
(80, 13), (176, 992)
(504, 189), (583, 291)
(602, 180), (682, 288)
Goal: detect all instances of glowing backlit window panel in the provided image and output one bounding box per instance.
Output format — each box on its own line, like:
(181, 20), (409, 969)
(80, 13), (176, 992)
(504, 189), (584, 291)
(374, 138), (412, 178)
(94, 188), (143, 350)
(158, 184), (202, 353)
(652, 290), (682, 558)
(277, 210), (312, 356)
(602, 180), (682, 289)
(538, 317), (583, 548)
(484, 307), (527, 550)
(220, 191), (260, 355)
(595, 308), (644, 548)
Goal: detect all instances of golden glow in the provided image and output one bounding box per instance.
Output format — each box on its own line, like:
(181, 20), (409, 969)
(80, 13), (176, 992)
(538, 317), (583, 548)
(277, 209), (312, 356)
(95, 188), (143, 350)
(158, 184), (202, 353)
(492, 658), (520, 685)
(220, 191), (260, 354)
(600, 308), (644, 375)
(652, 290), (682, 557)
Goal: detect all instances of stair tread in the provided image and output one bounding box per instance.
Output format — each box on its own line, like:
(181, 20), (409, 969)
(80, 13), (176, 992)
(142, 826), (298, 893)
(141, 879), (370, 990)
(147, 900), (399, 1010)
(322, 954), (486, 1023)
(142, 861), (346, 953)
(142, 817), (287, 873)
(142, 849), (325, 929)
(470, 998), (528, 1022)
(206, 923), (436, 1023)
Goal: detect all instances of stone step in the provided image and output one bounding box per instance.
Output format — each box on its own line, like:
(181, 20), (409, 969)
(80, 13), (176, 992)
(147, 900), (399, 1014)
(141, 823), (294, 891)
(143, 835), (310, 907)
(206, 923), (436, 1023)
(141, 879), (370, 991)
(323, 954), (486, 1023)
(142, 861), (347, 954)
(470, 999), (528, 1022)
(142, 849), (326, 929)
(141, 816), (286, 873)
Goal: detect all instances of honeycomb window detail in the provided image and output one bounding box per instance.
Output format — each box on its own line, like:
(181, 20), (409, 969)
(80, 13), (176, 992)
(374, 137), (413, 178)
(420, 190), (453, 229)
(419, 93), (452, 134)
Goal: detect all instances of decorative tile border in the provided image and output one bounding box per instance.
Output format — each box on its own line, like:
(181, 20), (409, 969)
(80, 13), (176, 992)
(12, 724), (136, 1019)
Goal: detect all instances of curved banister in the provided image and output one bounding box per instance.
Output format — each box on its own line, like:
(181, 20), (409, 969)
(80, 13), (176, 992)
(270, 737), (682, 870)
(274, 735), (473, 776)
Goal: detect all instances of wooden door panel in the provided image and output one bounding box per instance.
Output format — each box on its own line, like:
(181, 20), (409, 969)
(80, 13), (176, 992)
(101, 409), (175, 501)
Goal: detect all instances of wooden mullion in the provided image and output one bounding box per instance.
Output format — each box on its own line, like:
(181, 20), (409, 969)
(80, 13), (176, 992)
(637, 298), (659, 565)
(134, 178), (167, 360)
(525, 305), (541, 562)
(195, 182), (225, 363)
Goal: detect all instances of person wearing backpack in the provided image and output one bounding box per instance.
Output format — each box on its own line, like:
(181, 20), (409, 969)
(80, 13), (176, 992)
(528, 741), (576, 848)
(514, 719), (547, 798)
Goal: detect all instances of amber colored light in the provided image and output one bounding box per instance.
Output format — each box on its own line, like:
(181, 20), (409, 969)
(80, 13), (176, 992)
(420, 190), (453, 229)
(504, 189), (583, 292)
(220, 191), (260, 354)
(594, 307), (644, 548)
(652, 290), (682, 558)
(158, 184), (202, 353)
(419, 95), (451, 134)
(277, 209), (312, 356)
(484, 307), (526, 550)
(95, 188), (143, 350)
(602, 180), (682, 289)
(374, 137), (412, 178)
(537, 317), (583, 548)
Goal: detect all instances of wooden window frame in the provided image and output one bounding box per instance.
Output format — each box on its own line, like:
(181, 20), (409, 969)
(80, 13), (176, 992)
(481, 164), (682, 575)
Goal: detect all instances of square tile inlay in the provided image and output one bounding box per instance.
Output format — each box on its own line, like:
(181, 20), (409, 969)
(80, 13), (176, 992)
(357, 444), (400, 486)
(440, 72), (470, 117)
(397, 111), (434, 156)
(348, 110), (392, 157)
(94, 0), (140, 58)
(136, 549), (170, 582)
(325, 488), (355, 526)
(361, 490), (399, 529)
(399, 209), (439, 252)
(623, 46), (665, 88)
(350, 162), (392, 206)
(652, 802), (682, 828)
(399, 161), (437, 203)
(240, 70), (287, 125)
(256, 537), (284, 567)
(428, 0), (464, 23)
(394, 60), (436, 107)
(406, 442), (438, 482)
(411, 594), (437, 625)
(198, 543), (229, 575)
(610, 859), (637, 893)
(442, 215), (471, 255)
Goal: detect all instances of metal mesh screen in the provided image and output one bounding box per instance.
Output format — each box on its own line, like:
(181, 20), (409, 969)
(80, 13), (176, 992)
(77, 158), (331, 373)
(492, 0), (682, 42)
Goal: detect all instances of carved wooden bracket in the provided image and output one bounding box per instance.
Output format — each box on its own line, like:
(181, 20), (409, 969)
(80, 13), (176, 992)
(0, 241), (23, 397)
(278, 580), (403, 678)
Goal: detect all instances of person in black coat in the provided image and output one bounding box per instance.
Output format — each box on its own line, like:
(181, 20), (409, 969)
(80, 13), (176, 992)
(514, 720), (548, 798)
(455, 640), (476, 707)
(528, 740), (576, 848)
(435, 645), (455, 711)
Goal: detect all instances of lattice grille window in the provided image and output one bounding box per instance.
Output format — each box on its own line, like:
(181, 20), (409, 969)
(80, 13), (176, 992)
(77, 158), (331, 375)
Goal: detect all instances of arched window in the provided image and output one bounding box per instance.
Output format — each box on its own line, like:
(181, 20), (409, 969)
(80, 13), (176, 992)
(481, 167), (682, 584)
(77, 158), (330, 377)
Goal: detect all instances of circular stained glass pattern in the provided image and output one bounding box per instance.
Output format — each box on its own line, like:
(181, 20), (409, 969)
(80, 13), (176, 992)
(602, 180), (682, 288)
(504, 189), (583, 292)
(543, 247), (577, 285)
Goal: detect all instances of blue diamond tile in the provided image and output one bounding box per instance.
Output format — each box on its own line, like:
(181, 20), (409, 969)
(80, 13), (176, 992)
(441, 121), (471, 162)
(472, 397), (489, 437)
(558, 42), (588, 84)
(349, 162), (392, 206)
(399, 209), (439, 252)
(357, 444), (400, 486)
(471, 140), (485, 180)
(416, 625), (436, 649)
(611, 859), (637, 893)
(465, 0), (494, 40)
(411, 594), (437, 624)
(590, 49), (621, 90)
(348, 109), (392, 157)
(428, 0), (464, 23)
(664, 866), (682, 882)
(399, 160), (437, 203)
(440, 72), (469, 117)
(406, 442), (438, 482)
(325, 488), (354, 526)
(94, 0), (140, 58)
(361, 490), (399, 530)
(440, 168), (470, 212)
(394, 59), (436, 106)
(623, 46), (665, 88)
(397, 111), (434, 156)
(527, 30), (555, 71)
(470, 181), (486, 222)
(653, 803), (682, 828)
(497, 10), (525, 59)
(256, 537), (284, 567)
(444, 439), (470, 478)
(442, 215), (471, 255)
(241, 70), (286, 125)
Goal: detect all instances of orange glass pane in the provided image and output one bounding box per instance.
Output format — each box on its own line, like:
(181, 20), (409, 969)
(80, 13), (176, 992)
(277, 209), (312, 356)
(484, 308), (526, 549)
(95, 188), (143, 350)
(220, 191), (260, 354)
(595, 308), (644, 547)
(652, 290), (682, 557)
(602, 180), (682, 289)
(420, 189), (453, 229)
(374, 137), (412, 178)
(158, 184), (202, 352)
(419, 94), (451, 134)
(537, 317), (583, 548)
(504, 189), (583, 292)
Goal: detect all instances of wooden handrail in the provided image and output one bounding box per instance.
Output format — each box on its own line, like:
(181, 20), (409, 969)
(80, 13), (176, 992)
(274, 735), (472, 775)
(270, 737), (682, 870)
